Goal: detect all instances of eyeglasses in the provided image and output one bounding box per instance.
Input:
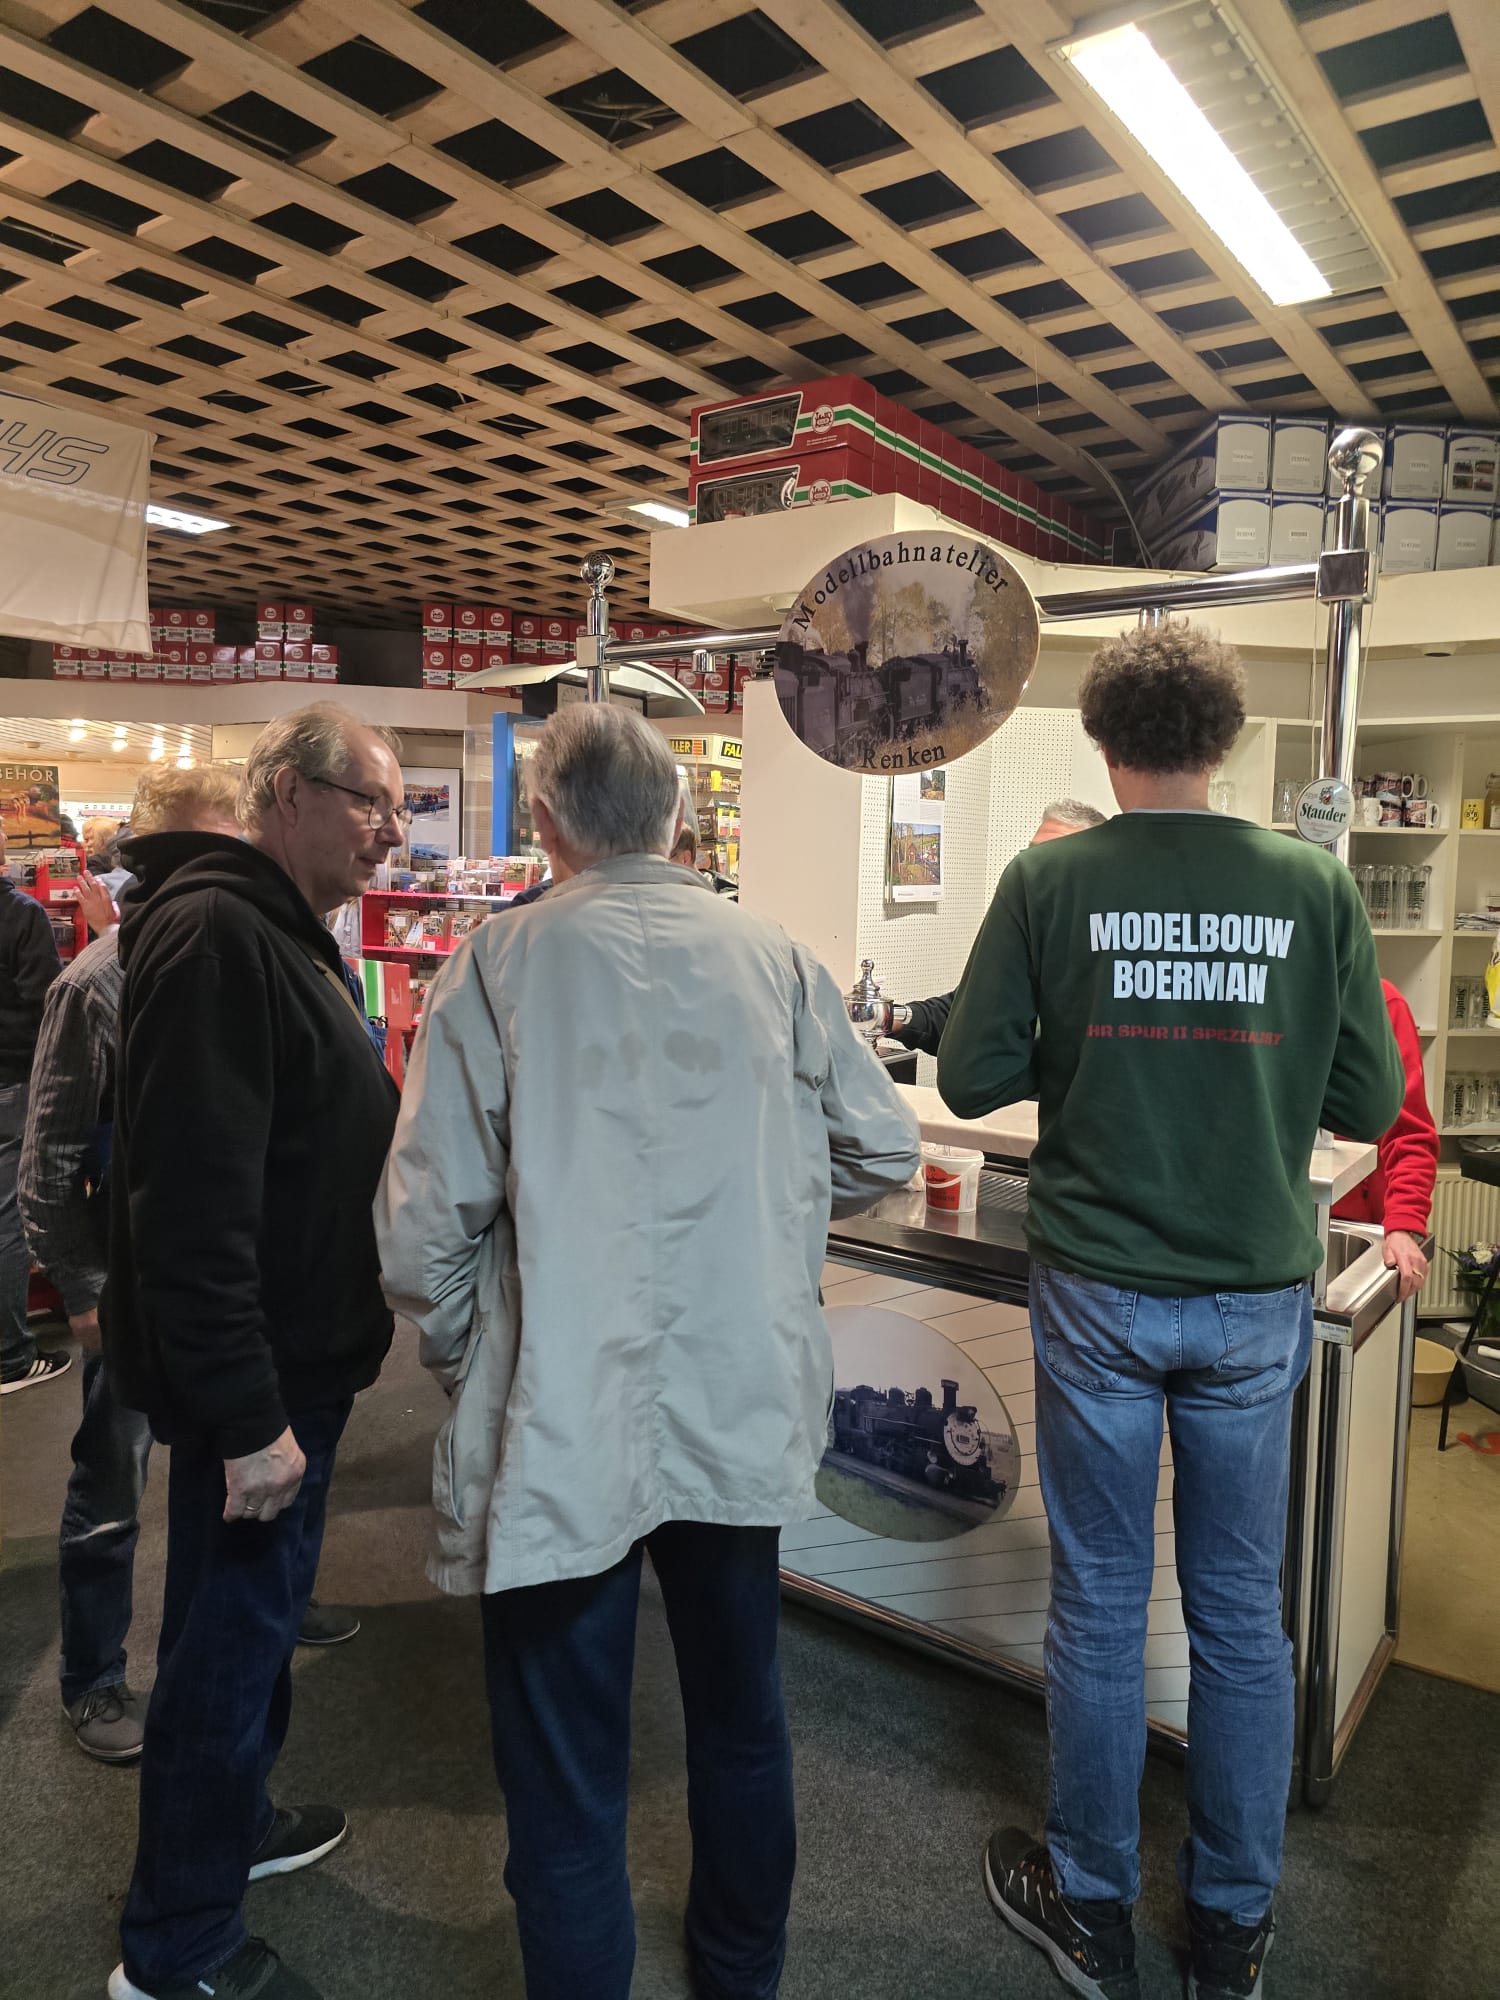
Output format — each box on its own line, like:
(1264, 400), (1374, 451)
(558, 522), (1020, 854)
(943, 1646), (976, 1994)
(308, 776), (401, 830)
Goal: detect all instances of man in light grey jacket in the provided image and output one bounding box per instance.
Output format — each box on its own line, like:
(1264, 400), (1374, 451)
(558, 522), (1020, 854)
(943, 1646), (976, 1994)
(376, 702), (919, 2000)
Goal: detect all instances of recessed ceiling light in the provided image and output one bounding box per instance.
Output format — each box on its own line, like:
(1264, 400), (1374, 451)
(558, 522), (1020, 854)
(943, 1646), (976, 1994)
(1054, 20), (1333, 306)
(623, 500), (690, 529)
(68, 721), (87, 742)
(112, 740), (127, 753)
(113, 725), (127, 739)
(146, 504), (230, 536)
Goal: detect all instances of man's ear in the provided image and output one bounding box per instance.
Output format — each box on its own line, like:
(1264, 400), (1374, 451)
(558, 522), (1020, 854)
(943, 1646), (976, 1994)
(271, 764), (301, 821)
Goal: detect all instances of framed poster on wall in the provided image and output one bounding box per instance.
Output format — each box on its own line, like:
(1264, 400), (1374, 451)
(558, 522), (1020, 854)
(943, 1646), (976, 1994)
(0, 762), (62, 844)
(887, 768), (945, 901)
(400, 766), (461, 864)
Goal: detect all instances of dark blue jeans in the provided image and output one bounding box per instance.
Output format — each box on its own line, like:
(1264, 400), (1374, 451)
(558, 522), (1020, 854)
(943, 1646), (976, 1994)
(119, 1400), (351, 1991)
(1029, 1263), (1314, 1925)
(481, 1521), (795, 2000)
(59, 1352), (153, 1706)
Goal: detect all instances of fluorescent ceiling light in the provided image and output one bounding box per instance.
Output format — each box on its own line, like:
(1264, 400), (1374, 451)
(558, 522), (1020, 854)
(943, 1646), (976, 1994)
(1054, 22), (1330, 306)
(624, 500), (690, 529)
(146, 503), (230, 535)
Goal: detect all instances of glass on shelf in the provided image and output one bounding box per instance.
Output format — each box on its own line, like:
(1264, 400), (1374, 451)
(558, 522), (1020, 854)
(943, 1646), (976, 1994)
(1469, 977), (1492, 1030)
(1209, 776), (1236, 815)
(1273, 777), (1298, 825)
(1403, 862), (1431, 930)
(1485, 1074), (1500, 1126)
(1451, 976), (1474, 1027)
(1353, 863), (1375, 922)
(1367, 862), (1396, 930)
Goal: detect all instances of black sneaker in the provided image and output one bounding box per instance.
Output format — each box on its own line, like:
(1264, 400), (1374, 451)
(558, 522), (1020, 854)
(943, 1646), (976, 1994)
(295, 1600), (360, 1646)
(108, 1937), (323, 1998)
(65, 1681), (146, 1762)
(1, 1351), (72, 1394)
(1187, 1899), (1275, 1999)
(983, 1827), (1141, 2000)
(248, 1805), (348, 1881)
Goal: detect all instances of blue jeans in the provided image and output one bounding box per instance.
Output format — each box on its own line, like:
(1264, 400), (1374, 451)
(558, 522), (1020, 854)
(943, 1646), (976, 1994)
(119, 1400), (350, 1991)
(0, 1079), (32, 1378)
(59, 1352), (153, 1706)
(480, 1521), (796, 2000)
(1029, 1262), (1314, 1925)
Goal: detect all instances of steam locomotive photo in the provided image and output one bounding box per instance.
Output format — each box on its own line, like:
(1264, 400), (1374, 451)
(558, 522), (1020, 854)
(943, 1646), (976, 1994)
(775, 635), (988, 768)
(828, 1377), (1006, 1508)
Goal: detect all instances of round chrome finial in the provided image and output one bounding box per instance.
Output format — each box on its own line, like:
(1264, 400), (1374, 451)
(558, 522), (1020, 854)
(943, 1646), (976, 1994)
(580, 551), (615, 590)
(1327, 426), (1383, 497)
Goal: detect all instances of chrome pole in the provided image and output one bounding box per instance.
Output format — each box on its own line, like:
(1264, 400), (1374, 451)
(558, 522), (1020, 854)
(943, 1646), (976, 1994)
(1318, 428), (1383, 864)
(580, 551), (615, 703)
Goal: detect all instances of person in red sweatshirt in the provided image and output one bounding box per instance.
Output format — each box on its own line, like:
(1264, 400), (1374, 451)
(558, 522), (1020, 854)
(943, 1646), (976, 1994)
(1334, 979), (1439, 1299)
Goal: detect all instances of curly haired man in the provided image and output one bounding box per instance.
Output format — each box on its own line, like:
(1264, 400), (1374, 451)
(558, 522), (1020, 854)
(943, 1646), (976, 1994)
(939, 622), (1404, 2000)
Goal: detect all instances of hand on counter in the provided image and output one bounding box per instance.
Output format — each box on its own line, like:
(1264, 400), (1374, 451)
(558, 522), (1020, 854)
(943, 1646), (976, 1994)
(1383, 1229), (1429, 1301)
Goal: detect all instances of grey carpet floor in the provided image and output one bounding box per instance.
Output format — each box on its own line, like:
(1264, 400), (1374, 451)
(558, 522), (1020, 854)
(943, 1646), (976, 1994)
(2, 1331), (1497, 2000)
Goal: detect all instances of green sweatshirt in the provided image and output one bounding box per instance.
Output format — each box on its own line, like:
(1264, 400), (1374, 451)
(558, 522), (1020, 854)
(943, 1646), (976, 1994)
(937, 812), (1406, 1293)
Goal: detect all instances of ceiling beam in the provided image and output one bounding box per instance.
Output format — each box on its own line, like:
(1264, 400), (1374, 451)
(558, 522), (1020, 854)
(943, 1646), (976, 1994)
(750, 0), (1238, 419)
(1235, 0), (1494, 418)
(972, 0), (1378, 423)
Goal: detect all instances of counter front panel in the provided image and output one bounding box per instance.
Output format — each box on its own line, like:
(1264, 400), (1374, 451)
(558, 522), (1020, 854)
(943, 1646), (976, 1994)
(781, 1176), (1190, 1738)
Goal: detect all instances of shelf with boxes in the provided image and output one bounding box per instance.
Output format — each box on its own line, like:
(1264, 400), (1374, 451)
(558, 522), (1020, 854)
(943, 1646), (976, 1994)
(362, 858), (545, 960)
(50, 600), (341, 686)
(688, 374), (1117, 562)
(1131, 415), (1500, 576)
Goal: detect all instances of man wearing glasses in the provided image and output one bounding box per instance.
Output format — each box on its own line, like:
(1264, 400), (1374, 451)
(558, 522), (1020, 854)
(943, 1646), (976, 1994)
(103, 705), (403, 2000)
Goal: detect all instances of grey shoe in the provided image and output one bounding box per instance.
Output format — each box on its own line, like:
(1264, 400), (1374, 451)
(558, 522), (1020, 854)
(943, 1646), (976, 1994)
(65, 1681), (146, 1762)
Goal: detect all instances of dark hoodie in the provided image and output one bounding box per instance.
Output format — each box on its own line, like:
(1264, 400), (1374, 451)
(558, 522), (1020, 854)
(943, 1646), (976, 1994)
(102, 833), (399, 1456)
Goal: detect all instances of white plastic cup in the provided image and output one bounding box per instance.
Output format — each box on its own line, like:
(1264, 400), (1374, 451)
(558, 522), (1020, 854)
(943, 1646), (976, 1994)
(922, 1143), (984, 1214)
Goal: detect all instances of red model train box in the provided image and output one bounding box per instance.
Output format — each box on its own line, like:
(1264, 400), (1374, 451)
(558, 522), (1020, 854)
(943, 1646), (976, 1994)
(454, 603), (486, 633)
(483, 605), (512, 635)
(692, 375), (883, 471)
(452, 642), (482, 678)
(256, 599), (282, 625)
(421, 600), (453, 637)
(310, 642), (338, 664)
(481, 642), (512, 671)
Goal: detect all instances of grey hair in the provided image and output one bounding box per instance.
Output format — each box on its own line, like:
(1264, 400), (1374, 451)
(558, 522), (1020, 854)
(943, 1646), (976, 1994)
(239, 703), (401, 832)
(1040, 797), (1107, 830)
(528, 703), (681, 860)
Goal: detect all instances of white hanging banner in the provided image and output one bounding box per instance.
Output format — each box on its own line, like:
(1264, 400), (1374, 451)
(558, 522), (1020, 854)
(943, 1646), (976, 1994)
(0, 391), (152, 652)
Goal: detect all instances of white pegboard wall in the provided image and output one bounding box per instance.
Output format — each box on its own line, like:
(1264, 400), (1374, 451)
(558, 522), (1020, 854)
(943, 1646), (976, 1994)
(855, 710), (1085, 1082)
(986, 708), (1088, 888)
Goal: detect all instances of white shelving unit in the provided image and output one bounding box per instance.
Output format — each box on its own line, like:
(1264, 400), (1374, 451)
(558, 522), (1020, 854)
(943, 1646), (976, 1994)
(1225, 712), (1498, 1139)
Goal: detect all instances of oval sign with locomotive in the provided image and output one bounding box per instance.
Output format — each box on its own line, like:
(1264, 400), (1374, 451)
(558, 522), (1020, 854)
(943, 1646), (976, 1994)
(817, 1306), (1021, 1543)
(775, 530), (1040, 774)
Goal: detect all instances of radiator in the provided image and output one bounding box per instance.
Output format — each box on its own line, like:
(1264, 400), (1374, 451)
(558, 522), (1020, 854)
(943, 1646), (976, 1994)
(1424, 1167), (1500, 1318)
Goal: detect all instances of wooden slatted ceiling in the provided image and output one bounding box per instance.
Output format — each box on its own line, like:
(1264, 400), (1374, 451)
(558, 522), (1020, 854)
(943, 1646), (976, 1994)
(0, 0), (1492, 627)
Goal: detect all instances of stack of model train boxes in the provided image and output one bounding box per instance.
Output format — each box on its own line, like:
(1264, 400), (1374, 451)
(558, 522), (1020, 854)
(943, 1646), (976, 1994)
(251, 600), (339, 684)
(687, 375), (1111, 564)
(1134, 417), (1331, 572)
(1379, 426), (1498, 575)
(421, 603), (512, 687)
(1135, 416), (1500, 575)
(52, 605), (217, 681)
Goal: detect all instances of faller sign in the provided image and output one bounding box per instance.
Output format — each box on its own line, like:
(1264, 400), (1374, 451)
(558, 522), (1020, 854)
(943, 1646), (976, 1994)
(0, 390), (152, 653)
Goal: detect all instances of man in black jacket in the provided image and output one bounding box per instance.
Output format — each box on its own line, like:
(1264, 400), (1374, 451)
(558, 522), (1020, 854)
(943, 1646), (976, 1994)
(0, 822), (65, 1393)
(105, 705), (403, 2000)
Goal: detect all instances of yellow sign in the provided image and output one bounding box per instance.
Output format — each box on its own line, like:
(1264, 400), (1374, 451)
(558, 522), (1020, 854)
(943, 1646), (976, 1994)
(669, 736), (704, 756)
(720, 739), (742, 760)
